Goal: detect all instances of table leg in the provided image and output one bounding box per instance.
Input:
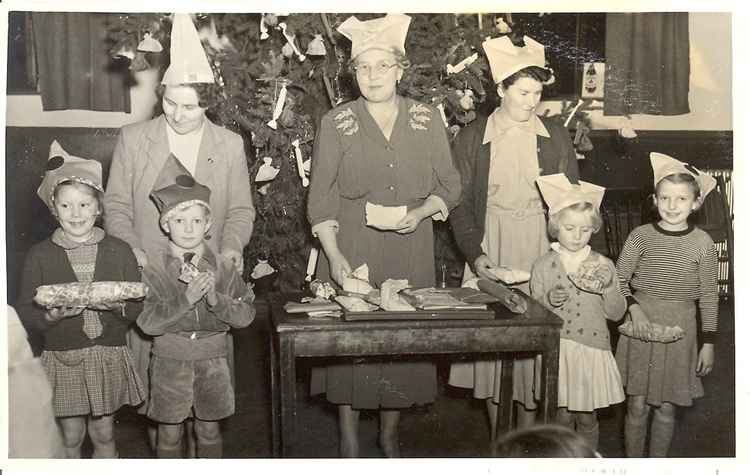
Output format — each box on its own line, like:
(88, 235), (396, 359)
(540, 341), (560, 424)
(269, 330), (280, 457)
(279, 335), (297, 457)
(495, 357), (515, 441)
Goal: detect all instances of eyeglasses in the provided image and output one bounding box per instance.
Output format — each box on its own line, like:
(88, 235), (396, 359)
(352, 61), (398, 77)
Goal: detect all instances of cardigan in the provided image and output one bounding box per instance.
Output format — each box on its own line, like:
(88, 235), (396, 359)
(137, 245), (255, 338)
(530, 249), (627, 351)
(449, 114), (579, 267)
(103, 115), (255, 262)
(16, 234), (143, 351)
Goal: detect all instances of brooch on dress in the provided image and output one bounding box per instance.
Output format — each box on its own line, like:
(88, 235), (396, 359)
(408, 103), (431, 131)
(334, 108), (359, 136)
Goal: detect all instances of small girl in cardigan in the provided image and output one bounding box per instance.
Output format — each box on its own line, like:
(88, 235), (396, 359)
(616, 153), (719, 457)
(530, 174), (627, 451)
(16, 141), (145, 458)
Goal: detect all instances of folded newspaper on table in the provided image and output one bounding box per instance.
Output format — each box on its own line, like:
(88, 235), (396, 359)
(34, 282), (148, 308)
(365, 202), (407, 230)
(618, 321), (685, 343)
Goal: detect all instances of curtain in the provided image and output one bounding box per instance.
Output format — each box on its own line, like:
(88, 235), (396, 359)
(604, 13), (690, 116)
(31, 12), (130, 112)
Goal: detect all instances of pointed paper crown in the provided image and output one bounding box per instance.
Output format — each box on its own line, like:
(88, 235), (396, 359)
(536, 173), (605, 215)
(161, 13), (214, 85)
(150, 154), (211, 226)
(337, 14), (411, 59)
(37, 140), (103, 210)
(483, 35), (546, 84)
(649, 152), (716, 199)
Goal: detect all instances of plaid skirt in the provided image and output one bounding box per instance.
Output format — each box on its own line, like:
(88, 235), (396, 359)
(41, 345), (145, 417)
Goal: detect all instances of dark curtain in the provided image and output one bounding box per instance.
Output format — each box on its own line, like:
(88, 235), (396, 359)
(31, 12), (130, 112)
(604, 13), (690, 116)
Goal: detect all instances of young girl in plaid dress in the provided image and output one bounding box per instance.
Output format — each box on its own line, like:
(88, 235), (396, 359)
(16, 142), (144, 458)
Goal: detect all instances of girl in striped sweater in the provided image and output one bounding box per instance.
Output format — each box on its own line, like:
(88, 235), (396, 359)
(616, 152), (719, 457)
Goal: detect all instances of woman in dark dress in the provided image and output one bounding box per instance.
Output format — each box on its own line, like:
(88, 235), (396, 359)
(307, 14), (461, 457)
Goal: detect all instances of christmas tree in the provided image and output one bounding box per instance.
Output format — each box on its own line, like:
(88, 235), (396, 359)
(107, 12), (591, 293)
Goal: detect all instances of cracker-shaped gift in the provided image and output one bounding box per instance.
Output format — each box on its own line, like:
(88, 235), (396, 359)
(34, 281), (148, 308)
(618, 321), (685, 343)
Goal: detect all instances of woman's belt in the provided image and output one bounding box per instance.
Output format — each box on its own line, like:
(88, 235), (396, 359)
(486, 205), (545, 220)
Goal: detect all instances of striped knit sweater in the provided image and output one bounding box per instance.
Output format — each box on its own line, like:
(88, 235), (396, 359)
(616, 223), (719, 342)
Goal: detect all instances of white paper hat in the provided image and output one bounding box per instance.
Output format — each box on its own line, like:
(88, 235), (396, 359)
(650, 152), (716, 199)
(337, 14), (411, 59)
(161, 13), (214, 85)
(536, 173), (605, 215)
(483, 35), (546, 84)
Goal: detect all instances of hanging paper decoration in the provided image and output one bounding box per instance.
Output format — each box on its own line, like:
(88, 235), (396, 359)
(281, 42), (295, 58)
(494, 17), (512, 34)
(306, 34), (327, 56)
(137, 32), (163, 52)
(564, 98), (584, 128)
(303, 158), (311, 175)
(114, 46), (136, 60)
(267, 81), (288, 130)
(446, 52), (478, 75)
(251, 259), (276, 279)
(257, 183), (271, 195)
(437, 103), (449, 128)
(305, 247), (320, 282)
(619, 119), (638, 138)
(198, 18), (234, 52)
(255, 156), (280, 182)
(457, 89), (475, 110)
(278, 22), (306, 62)
(291, 139), (309, 187)
(260, 15), (269, 40)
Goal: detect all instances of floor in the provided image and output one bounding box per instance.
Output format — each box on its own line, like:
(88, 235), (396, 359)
(109, 298), (735, 459)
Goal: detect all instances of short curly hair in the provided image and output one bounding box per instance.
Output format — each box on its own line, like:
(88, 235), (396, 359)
(156, 82), (222, 111)
(348, 47), (411, 73)
(547, 202), (602, 239)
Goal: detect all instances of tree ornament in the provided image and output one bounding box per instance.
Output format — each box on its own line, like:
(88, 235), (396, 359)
(446, 52), (478, 75)
(267, 80), (288, 129)
(257, 183), (271, 195)
(137, 32), (163, 52)
(306, 34), (327, 56)
(260, 15), (270, 40)
(264, 13), (279, 27)
(291, 139), (309, 187)
(198, 18), (234, 52)
(437, 103), (449, 128)
(278, 23), (306, 62)
(251, 259), (276, 279)
(305, 247), (320, 282)
(255, 156), (280, 182)
(494, 17), (512, 34)
(281, 42), (295, 58)
(114, 45), (136, 60)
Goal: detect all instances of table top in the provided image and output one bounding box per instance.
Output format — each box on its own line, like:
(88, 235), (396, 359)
(270, 291), (562, 334)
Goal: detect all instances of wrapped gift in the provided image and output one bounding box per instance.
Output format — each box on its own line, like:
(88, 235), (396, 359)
(618, 321), (685, 343)
(34, 282), (148, 308)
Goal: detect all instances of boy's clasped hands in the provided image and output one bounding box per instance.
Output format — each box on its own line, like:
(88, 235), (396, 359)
(185, 271), (218, 306)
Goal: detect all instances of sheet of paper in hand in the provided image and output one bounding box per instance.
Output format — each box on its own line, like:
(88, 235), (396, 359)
(365, 202), (407, 230)
(34, 281), (148, 308)
(489, 266), (531, 285)
(342, 263), (374, 295)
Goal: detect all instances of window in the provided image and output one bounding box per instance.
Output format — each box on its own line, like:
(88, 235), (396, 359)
(508, 13), (606, 99)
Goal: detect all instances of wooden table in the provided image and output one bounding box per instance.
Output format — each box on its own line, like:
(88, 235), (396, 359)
(268, 292), (562, 457)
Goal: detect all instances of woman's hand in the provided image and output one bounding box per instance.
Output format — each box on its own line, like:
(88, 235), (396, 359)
(185, 272), (212, 306)
(628, 304), (652, 341)
(221, 249), (244, 274)
(393, 208), (427, 234)
(473, 254), (497, 281)
(696, 343), (715, 377)
(548, 285), (570, 307)
(45, 306), (85, 322)
(327, 252), (352, 288)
